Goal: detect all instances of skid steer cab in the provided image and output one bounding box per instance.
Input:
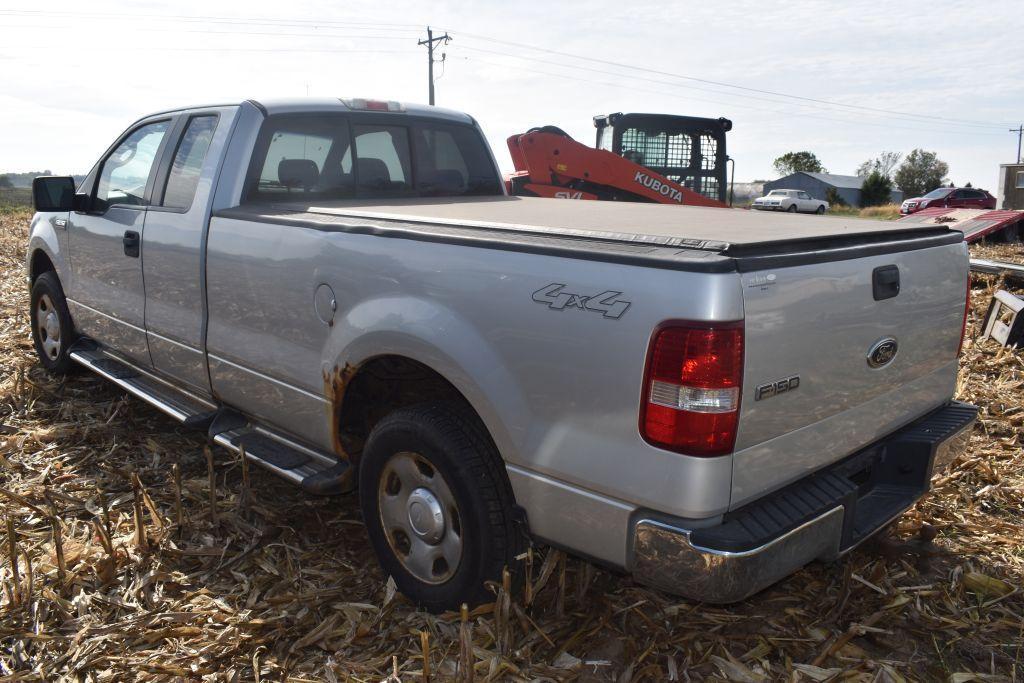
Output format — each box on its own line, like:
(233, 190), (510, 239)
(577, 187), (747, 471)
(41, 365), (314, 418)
(506, 112), (732, 208)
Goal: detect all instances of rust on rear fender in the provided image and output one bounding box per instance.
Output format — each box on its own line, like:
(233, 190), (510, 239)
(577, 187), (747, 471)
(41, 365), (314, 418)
(323, 363), (358, 461)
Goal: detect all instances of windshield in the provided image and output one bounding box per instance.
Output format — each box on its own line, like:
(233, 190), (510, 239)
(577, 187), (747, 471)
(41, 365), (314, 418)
(244, 114), (502, 202)
(768, 190), (789, 196)
(922, 188), (953, 199)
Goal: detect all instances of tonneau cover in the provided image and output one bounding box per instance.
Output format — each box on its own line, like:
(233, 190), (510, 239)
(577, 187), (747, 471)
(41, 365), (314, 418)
(255, 196), (954, 250)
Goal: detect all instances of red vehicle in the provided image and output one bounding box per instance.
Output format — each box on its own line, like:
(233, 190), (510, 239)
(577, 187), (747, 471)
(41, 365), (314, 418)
(901, 187), (996, 214)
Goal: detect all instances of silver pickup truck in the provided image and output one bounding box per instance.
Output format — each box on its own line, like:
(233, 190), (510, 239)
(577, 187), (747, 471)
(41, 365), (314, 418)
(28, 98), (976, 611)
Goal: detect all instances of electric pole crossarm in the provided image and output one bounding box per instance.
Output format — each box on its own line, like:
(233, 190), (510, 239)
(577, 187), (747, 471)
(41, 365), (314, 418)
(418, 26), (451, 105)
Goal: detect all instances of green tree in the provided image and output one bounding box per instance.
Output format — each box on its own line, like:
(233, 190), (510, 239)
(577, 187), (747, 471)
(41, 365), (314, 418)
(0, 175), (12, 189)
(860, 171), (894, 207)
(856, 151), (901, 179)
(894, 149), (949, 199)
(825, 187), (847, 207)
(772, 151), (826, 176)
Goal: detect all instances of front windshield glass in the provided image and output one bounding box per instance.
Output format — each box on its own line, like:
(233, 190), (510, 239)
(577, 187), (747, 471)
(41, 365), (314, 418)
(923, 188), (952, 199)
(768, 190), (788, 196)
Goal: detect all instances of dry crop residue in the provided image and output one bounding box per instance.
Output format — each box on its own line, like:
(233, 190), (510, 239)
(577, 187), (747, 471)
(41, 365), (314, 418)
(1, 209), (1022, 681)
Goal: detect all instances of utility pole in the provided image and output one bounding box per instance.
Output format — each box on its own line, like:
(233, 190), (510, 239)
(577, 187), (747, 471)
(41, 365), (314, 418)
(418, 26), (451, 106)
(1012, 125), (1023, 163)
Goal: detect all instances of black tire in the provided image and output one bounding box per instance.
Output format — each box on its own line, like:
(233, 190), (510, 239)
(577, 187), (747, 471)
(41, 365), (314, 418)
(787, 203), (798, 213)
(816, 205), (826, 214)
(30, 271), (76, 374)
(359, 403), (522, 612)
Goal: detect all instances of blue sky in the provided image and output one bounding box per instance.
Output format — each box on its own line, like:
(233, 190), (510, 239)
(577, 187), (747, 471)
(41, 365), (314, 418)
(1, 0), (1021, 188)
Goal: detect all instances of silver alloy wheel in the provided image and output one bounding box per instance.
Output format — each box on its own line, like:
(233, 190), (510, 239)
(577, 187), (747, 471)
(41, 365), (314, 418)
(378, 450), (462, 584)
(36, 293), (62, 361)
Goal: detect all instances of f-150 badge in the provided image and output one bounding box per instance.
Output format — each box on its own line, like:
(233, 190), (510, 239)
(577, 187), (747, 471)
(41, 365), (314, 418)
(532, 283), (631, 319)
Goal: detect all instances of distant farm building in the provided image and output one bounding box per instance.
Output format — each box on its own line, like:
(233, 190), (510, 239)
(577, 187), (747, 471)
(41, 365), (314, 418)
(997, 162), (1024, 210)
(764, 172), (903, 207)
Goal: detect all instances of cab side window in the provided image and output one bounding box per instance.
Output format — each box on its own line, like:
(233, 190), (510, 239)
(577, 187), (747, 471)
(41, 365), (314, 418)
(96, 120), (170, 208)
(162, 116), (218, 209)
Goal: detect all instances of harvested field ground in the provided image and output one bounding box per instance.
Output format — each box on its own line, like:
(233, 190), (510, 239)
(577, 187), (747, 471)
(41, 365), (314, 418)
(1, 208), (1022, 681)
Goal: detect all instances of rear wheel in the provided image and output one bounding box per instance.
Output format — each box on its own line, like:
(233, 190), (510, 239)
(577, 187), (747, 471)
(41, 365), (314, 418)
(30, 272), (76, 374)
(787, 204), (798, 213)
(359, 403), (522, 612)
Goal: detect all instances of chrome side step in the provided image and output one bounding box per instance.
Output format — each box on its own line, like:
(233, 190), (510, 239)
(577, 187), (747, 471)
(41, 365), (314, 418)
(69, 345), (352, 495)
(70, 346), (214, 421)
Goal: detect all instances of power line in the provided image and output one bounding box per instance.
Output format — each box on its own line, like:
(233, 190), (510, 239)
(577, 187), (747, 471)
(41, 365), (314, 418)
(0, 8), (423, 30)
(459, 54), (1007, 138)
(445, 29), (1012, 131)
(0, 7), (1012, 132)
(456, 45), (1004, 135)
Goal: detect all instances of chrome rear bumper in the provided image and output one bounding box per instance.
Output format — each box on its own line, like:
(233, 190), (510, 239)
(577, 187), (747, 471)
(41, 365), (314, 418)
(633, 507), (844, 603)
(629, 401), (976, 603)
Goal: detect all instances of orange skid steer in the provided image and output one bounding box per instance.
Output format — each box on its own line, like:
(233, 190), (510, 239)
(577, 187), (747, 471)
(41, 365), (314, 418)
(505, 113), (732, 208)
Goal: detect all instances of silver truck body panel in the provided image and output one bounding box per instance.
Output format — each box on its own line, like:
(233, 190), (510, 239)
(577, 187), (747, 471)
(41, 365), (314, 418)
(67, 206), (151, 366)
(731, 241), (968, 504)
(28, 98), (973, 591)
(142, 106), (239, 394)
(205, 210), (741, 518)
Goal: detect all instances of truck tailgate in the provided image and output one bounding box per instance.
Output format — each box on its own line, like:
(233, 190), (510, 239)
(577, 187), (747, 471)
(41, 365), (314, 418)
(731, 235), (968, 508)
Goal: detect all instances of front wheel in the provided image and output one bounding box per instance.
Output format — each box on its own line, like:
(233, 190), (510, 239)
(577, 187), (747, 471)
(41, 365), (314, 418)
(359, 403), (522, 612)
(30, 271), (76, 374)
(787, 204), (798, 213)
(816, 205), (826, 214)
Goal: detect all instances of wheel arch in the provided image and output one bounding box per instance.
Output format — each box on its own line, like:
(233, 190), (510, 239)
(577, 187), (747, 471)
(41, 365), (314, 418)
(29, 248), (56, 283)
(323, 297), (531, 474)
(333, 353), (481, 462)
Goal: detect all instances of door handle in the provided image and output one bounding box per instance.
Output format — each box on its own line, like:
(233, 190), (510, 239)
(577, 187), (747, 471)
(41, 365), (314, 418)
(872, 265), (900, 301)
(123, 230), (140, 258)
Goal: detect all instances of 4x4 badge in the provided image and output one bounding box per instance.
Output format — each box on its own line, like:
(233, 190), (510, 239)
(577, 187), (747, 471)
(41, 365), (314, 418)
(532, 283), (631, 319)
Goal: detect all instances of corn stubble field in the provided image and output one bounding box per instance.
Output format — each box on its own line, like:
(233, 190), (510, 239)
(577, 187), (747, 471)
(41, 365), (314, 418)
(1, 208), (1022, 682)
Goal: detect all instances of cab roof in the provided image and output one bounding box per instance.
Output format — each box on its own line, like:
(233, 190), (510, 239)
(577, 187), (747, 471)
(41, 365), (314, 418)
(139, 97), (475, 125)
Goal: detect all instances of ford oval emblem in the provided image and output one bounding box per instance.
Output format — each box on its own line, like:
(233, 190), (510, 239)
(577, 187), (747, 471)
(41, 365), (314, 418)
(867, 338), (898, 368)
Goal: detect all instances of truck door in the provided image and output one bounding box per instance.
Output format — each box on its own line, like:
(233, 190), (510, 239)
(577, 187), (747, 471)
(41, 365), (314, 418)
(206, 112), (357, 449)
(141, 109), (235, 395)
(67, 118), (173, 367)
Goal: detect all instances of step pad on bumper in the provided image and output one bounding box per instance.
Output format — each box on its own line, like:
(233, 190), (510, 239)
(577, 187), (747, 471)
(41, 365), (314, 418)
(633, 401), (976, 604)
(690, 401), (978, 555)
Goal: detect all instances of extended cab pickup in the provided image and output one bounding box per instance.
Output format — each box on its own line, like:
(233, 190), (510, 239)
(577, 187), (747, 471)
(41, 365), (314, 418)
(28, 98), (976, 611)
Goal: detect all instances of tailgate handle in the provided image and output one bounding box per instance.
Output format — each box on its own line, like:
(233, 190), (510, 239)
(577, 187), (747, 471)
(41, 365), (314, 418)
(872, 265), (900, 301)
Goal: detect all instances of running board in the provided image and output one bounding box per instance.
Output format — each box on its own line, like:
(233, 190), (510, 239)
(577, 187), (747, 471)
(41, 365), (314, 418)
(69, 345), (353, 495)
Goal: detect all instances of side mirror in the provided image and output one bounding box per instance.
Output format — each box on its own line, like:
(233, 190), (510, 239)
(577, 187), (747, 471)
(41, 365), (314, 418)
(32, 176), (76, 212)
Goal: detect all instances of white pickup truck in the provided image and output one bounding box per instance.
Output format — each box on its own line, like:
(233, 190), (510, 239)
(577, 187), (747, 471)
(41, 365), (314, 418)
(28, 98), (976, 611)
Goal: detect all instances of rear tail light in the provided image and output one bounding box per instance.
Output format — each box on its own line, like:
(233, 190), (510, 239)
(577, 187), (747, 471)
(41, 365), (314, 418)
(958, 274), (971, 356)
(640, 322), (744, 456)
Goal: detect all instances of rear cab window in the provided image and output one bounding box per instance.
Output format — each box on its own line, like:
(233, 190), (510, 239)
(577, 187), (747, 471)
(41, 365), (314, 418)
(243, 113), (502, 203)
